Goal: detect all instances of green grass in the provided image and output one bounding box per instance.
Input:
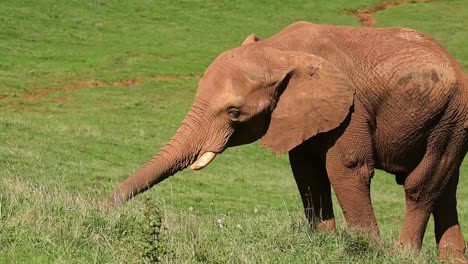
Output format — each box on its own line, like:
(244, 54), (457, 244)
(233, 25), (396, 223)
(0, 0), (467, 262)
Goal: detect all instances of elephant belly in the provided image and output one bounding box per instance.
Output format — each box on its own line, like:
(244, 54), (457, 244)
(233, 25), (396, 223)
(372, 100), (444, 176)
(373, 126), (428, 177)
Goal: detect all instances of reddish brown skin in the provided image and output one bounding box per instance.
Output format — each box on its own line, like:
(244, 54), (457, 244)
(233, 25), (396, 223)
(108, 22), (468, 261)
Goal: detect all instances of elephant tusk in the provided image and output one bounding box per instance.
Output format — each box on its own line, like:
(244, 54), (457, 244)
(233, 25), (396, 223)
(190, 152), (217, 170)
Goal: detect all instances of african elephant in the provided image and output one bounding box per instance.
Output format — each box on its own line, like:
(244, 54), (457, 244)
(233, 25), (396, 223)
(107, 22), (468, 261)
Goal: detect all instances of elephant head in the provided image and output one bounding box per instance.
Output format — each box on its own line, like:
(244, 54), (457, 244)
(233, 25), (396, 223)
(107, 35), (355, 206)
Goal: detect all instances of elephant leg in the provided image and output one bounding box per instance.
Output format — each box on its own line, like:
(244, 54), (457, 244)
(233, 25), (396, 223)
(398, 141), (466, 253)
(325, 133), (380, 239)
(289, 144), (335, 232)
(398, 191), (432, 251)
(433, 170), (466, 262)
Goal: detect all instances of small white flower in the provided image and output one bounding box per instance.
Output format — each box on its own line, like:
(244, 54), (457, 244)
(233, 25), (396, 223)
(217, 218), (223, 228)
(188, 206), (193, 211)
(236, 224), (243, 230)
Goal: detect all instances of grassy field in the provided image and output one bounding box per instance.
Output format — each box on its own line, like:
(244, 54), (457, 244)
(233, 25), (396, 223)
(1, 0), (467, 263)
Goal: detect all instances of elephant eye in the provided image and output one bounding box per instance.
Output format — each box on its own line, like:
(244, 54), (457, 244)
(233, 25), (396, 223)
(228, 108), (241, 119)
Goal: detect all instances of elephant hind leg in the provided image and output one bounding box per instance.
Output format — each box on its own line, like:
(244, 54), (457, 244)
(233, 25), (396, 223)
(289, 145), (335, 232)
(398, 138), (467, 253)
(398, 156), (444, 251)
(433, 171), (466, 263)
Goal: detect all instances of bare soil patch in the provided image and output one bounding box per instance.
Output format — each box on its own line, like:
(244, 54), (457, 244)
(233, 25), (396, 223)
(53, 96), (70, 103)
(150, 75), (201, 81)
(352, 0), (433, 27)
(2, 75), (200, 104)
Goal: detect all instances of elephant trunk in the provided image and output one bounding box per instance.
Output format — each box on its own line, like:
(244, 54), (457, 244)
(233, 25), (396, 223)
(107, 110), (208, 206)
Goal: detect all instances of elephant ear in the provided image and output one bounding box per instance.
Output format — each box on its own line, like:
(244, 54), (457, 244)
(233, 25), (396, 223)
(241, 33), (261, 45)
(260, 50), (355, 155)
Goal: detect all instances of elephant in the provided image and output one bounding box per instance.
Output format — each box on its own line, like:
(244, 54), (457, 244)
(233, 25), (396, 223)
(107, 22), (468, 261)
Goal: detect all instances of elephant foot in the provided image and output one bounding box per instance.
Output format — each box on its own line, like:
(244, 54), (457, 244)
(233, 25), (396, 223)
(439, 243), (467, 264)
(438, 225), (467, 263)
(393, 240), (421, 254)
(315, 219), (336, 233)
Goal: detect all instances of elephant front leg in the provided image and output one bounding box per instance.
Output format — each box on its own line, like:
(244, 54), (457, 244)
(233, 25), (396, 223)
(289, 145), (335, 232)
(325, 139), (380, 239)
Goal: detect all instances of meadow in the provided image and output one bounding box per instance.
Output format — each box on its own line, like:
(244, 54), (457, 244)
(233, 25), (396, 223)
(0, 0), (467, 263)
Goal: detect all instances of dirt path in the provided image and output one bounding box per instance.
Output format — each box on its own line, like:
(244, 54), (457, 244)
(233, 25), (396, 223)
(2, 75), (201, 104)
(353, 0), (433, 27)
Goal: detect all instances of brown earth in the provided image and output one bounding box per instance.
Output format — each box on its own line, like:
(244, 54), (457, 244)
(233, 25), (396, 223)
(150, 75), (201, 81)
(53, 96), (70, 103)
(2, 75), (200, 104)
(353, 0), (433, 27)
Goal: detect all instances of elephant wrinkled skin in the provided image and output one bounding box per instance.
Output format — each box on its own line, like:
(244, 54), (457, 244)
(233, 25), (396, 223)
(107, 22), (468, 261)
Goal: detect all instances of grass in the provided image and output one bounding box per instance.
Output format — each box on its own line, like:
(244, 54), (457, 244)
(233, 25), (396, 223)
(1, 177), (166, 263)
(0, 0), (467, 262)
